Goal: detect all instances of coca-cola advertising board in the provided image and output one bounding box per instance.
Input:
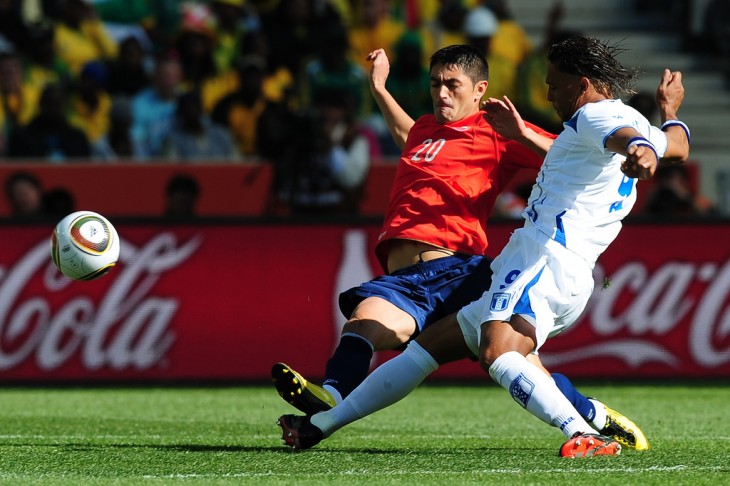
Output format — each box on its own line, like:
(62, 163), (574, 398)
(0, 220), (728, 382)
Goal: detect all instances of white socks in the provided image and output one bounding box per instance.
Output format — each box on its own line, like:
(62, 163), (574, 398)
(311, 341), (439, 437)
(489, 351), (593, 438)
(311, 346), (596, 441)
(588, 398), (608, 431)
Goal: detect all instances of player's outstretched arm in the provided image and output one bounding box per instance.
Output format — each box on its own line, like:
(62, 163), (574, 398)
(613, 69), (691, 180)
(367, 49), (414, 150)
(656, 69), (690, 164)
(483, 96), (554, 157)
(608, 127), (659, 180)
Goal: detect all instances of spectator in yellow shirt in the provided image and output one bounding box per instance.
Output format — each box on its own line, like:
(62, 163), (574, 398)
(419, 0), (469, 60)
(23, 21), (72, 94)
(485, 0), (533, 67)
(53, 0), (118, 76)
(348, 0), (406, 73)
(463, 5), (516, 101)
(0, 52), (41, 154)
(68, 61), (112, 146)
(211, 55), (283, 157)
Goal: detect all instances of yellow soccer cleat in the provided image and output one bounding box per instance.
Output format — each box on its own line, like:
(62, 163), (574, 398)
(271, 362), (337, 415)
(600, 405), (650, 451)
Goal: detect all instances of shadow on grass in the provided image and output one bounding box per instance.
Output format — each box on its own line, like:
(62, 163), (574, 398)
(8, 442), (518, 455)
(8, 442), (284, 453)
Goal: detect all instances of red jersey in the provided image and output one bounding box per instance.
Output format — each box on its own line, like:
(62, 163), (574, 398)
(375, 110), (555, 271)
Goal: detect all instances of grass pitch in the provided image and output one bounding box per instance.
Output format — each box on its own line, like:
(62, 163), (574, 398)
(0, 382), (726, 485)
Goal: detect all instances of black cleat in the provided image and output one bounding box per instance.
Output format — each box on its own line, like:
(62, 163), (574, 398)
(277, 414), (324, 450)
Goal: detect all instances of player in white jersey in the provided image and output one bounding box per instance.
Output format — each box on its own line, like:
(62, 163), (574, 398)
(460, 94), (674, 347)
(277, 36), (691, 458)
(522, 98), (668, 264)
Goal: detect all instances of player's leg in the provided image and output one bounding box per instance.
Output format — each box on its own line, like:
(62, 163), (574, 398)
(273, 296), (415, 414)
(278, 313), (471, 449)
(482, 318), (593, 437)
(310, 340), (438, 439)
(317, 253), (493, 405)
(323, 297), (417, 401)
(463, 232), (620, 456)
(551, 372), (649, 450)
(526, 330), (649, 450)
(527, 356), (607, 429)
(313, 312), (469, 434)
(278, 343), (434, 450)
(479, 317), (620, 457)
(458, 238), (591, 438)
(274, 254), (489, 415)
(549, 372), (605, 429)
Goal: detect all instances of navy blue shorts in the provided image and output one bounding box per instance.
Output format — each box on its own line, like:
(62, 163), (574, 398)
(338, 254), (493, 332)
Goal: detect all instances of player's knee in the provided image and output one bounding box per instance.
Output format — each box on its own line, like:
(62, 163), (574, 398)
(479, 345), (502, 371)
(479, 319), (535, 367)
(341, 318), (411, 350)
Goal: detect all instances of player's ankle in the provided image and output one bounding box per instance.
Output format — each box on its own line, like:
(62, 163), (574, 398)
(323, 384), (343, 405)
(588, 399), (608, 430)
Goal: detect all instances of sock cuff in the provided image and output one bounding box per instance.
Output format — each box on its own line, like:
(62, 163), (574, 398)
(488, 351), (524, 385)
(588, 398), (607, 430)
(341, 332), (375, 352)
(405, 341), (439, 375)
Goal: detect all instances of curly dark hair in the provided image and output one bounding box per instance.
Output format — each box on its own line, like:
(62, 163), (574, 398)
(429, 44), (490, 84)
(547, 36), (639, 98)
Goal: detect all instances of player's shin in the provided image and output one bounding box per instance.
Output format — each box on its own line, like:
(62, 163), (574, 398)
(311, 341), (439, 437)
(489, 351), (594, 438)
(552, 372), (607, 429)
(322, 333), (374, 403)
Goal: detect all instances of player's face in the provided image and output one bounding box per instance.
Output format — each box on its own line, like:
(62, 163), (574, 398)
(545, 62), (584, 122)
(430, 63), (487, 123)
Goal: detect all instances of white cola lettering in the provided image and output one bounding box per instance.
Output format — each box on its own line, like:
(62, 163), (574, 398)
(591, 262), (695, 335)
(543, 258), (730, 370)
(0, 233), (202, 371)
(690, 259), (730, 367)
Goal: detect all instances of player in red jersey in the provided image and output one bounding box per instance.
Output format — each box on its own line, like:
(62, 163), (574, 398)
(273, 44), (647, 451)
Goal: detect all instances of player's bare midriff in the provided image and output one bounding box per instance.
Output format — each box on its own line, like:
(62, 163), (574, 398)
(386, 239), (458, 274)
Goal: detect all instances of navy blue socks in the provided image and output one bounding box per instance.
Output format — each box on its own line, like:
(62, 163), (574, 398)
(323, 333), (374, 399)
(552, 372), (598, 424)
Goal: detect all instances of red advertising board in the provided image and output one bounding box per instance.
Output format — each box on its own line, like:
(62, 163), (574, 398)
(0, 220), (728, 382)
(0, 161), (698, 218)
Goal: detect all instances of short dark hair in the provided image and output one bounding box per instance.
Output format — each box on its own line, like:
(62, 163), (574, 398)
(547, 35), (638, 98)
(166, 174), (200, 198)
(42, 187), (75, 216)
(429, 44), (490, 84)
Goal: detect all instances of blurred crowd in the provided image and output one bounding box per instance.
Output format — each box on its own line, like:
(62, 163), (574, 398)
(0, 0), (723, 218)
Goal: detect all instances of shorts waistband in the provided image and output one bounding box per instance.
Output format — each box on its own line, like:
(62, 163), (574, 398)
(391, 253), (476, 275)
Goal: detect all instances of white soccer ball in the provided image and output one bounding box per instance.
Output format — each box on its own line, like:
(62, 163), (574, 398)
(50, 210), (121, 281)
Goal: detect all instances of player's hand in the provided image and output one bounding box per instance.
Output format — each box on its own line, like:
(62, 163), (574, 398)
(367, 48), (390, 92)
(621, 144), (658, 180)
(483, 96), (526, 140)
(656, 69), (684, 120)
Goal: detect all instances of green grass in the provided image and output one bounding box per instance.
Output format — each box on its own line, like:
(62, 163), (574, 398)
(0, 383), (727, 485)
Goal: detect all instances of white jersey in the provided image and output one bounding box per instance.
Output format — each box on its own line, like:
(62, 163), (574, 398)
(523, 98), (668, 266)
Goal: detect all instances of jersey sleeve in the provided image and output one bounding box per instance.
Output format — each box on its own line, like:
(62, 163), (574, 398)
(579, 103), (634, 154)
(581, 102), (669, 158)
(646, 125), (669, 157)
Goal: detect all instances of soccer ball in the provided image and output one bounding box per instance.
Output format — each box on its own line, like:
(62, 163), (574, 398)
(50, 211), (121, 281)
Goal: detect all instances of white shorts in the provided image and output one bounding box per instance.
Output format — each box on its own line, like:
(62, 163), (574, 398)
(457, 223), (594, 355)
